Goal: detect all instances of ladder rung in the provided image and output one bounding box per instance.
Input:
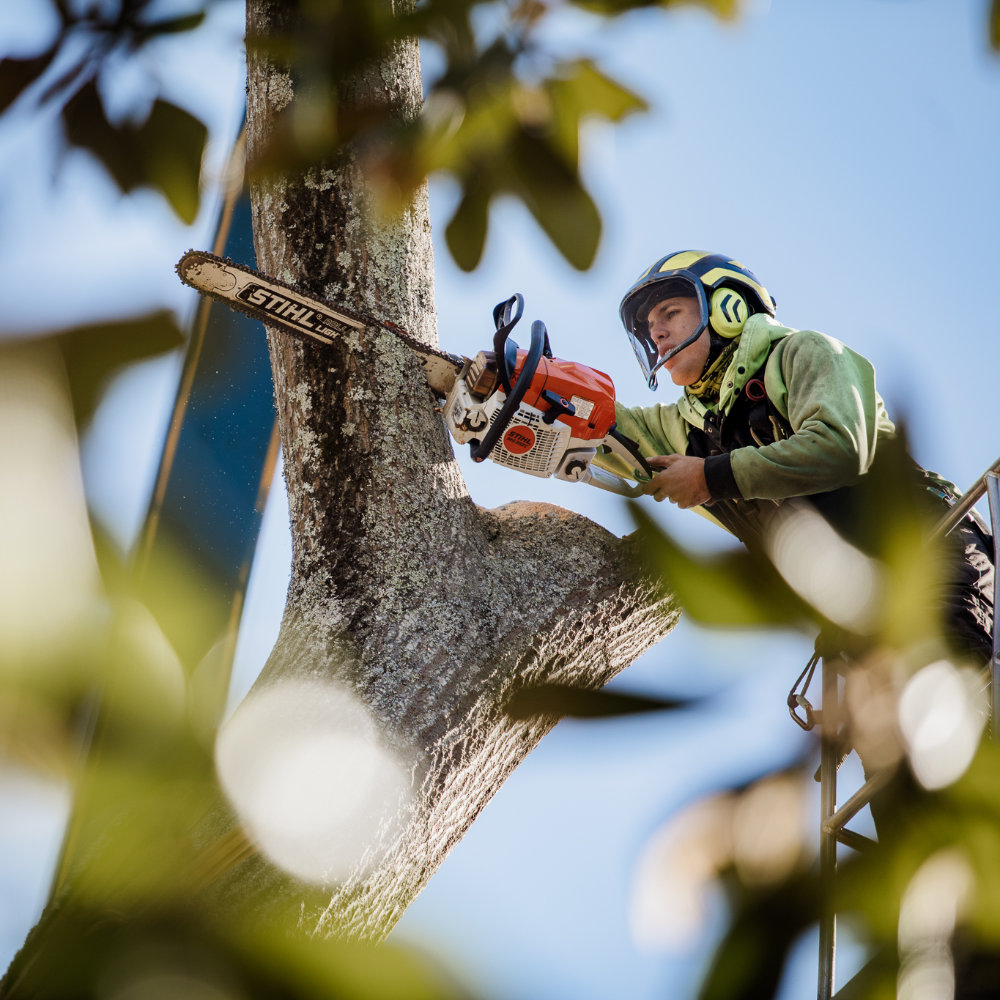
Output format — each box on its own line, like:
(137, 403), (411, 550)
(835, 827), (876, 852)
(822, 767), (892, 836)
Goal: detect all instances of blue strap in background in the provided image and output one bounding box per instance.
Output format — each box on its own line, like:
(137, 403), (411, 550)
(135, 140), (279, 714)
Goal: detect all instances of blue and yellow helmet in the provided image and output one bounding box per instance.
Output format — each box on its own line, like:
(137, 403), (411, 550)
(619, 251), (776, 389)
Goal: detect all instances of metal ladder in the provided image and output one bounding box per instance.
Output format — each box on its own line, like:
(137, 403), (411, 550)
(815, 458), (1000, 1000)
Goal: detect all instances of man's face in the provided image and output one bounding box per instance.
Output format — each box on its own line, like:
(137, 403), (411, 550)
(645, 295), (711, 387)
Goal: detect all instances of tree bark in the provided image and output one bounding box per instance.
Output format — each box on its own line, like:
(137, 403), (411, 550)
(224, 0), (679, 942)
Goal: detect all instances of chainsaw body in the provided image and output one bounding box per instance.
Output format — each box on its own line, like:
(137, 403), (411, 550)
(173, 254), (649, 497)
(444, 295), (650, 497)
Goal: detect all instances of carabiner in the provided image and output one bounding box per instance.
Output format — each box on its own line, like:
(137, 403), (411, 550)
(787, 650), (821, 731)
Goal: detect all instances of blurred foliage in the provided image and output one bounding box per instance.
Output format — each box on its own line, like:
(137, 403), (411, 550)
(0, 0), (708, 268)
(7, 900), (465, 1000)
(242, 0), (722, 269)
(50, 311), (185, 429)
(2, 2), (998, 265)
(630, 502), (819, 630)
(0, 0), (208, 222)
(610, 433), (1000, 998)
(4, 1), (996, 265)
(0, 318), (467, 996)
(381, 52), (646, 270)
(505, 680), (696, 720)
(63, 83), (207, 223)
(3, 3), (1000, 998)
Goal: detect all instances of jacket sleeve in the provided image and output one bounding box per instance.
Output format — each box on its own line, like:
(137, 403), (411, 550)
(715, 330), (895, 501)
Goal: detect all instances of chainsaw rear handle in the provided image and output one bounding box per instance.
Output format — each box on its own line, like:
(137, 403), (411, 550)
(606, 427), (653, 481)
(582, 427), (653, 497)
(470, 317), (548, 463)
(580, 466), (647, 498)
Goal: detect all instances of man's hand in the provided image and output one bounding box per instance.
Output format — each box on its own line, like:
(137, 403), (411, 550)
(645, 455), (711, 508)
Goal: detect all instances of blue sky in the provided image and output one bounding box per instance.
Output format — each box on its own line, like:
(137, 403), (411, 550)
(2, 1), (999, 998)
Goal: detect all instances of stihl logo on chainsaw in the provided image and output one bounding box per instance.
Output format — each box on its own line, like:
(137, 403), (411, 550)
(237, 284), (328, 330)
(502, 426), (536, 455)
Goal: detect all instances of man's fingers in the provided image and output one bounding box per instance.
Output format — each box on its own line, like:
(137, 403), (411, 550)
(643, 454), (709, 508)
(642, 474), (668, 501)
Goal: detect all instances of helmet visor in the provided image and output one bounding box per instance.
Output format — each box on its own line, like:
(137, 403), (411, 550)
(621, 274), (708, 389)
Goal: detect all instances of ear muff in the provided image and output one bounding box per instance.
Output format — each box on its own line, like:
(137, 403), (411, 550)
(709, 287), (748, 338)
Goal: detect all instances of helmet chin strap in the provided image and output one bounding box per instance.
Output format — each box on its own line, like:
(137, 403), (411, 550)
(646, 321), (708, 389)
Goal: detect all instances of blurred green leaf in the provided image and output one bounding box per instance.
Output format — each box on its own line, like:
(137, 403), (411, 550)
(505, 681), (696, 720)
(630, 503), (816, 628)
(70, 760), (220, 907)
(135, 10), (207, 42)
(0, 45), (60, 114)
(247, 3), (649, 272)
(423, 86), (518, 171)
(823, 428), (953, 649)
(1, 3), (211, 222)
(699, 870), (818, 1000)
(570, 0), (738, 16)
(131, 526), (236, 682)
(510, 130), (602, 270)
(53, 310), (185, 429)
(546, 59), (647, 162)
(63, 82), (206, 222)
(991, 0), (1000, 50)
(60, 77), (137, 183)
(88, 517), (131, 598)
(237, 915), (473, 1000)
(140, 98), (208, 222)
(12, 901), (471, 1000)
(445, 175), (491, 270)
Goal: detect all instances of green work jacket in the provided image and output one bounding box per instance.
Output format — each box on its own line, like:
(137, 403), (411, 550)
(595, 314), (939, 540)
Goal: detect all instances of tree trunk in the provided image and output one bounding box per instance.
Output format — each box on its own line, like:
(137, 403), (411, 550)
(222, 0), (678, 943)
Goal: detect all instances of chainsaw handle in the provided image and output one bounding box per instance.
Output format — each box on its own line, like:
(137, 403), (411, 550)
(492, 293), (524, 394)
(492, 293), (523, 332)
(492, 292), (551, 394)
(605, 426), (653, 480)
(580, 465), (647, 498)
(579, 428), (652, 498)
(470, 319), (548, 463)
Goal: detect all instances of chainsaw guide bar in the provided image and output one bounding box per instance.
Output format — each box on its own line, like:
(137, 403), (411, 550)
(176, 250), (467, 397)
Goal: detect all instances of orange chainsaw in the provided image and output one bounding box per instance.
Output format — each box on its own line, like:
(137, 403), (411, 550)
(177, 251), (651, 497)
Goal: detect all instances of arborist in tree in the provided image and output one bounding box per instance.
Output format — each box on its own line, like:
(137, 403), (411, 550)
(595, 251), (994, 662)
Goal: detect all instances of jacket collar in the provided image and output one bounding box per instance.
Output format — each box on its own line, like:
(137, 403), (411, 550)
(678, 315), (794, 429)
